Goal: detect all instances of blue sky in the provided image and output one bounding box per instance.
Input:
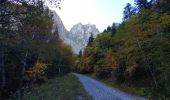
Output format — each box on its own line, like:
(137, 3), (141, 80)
(52, 0), (135, 32)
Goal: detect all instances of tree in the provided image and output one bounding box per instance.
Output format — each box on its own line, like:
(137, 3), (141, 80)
(0, 0), (74, 99)
(123, 3), (136, 21)
(106, 26), (112, 32)
(95, 49), (118, 78)
(103, 29), (107, 33)
(26, 62), (47, 79)
(78, 50), (82, 58)
(0, 0), (62, 7)
(87, 33), (94, 46)
(75, 0), (170, 98)
(135, 0), (152, 11)
(111, 23), (116, 36)
(80, 49), (91, 73)
(153, 0), (170, 14)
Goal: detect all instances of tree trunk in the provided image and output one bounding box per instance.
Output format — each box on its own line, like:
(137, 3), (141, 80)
(136, 37), (158, 88)
(0, 45), (6, 90)
(17, 51), (28, 100)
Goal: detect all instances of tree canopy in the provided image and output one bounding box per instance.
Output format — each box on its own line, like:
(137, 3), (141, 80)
(0, 0), (74, 99)
(75, 0), (170, 99)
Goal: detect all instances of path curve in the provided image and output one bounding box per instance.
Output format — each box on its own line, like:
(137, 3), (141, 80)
(74, 73), (147, 100)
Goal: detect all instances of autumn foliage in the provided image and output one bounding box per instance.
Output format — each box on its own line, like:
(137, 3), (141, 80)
(75, 0), (170, 99)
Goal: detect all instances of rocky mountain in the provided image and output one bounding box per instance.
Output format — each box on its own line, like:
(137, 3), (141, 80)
(51, 11), (70, 40)
(68, 23), (99, 54)
(52, 11), (100, 54)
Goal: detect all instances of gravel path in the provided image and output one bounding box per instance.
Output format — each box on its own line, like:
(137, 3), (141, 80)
(74, 73), (147, 100)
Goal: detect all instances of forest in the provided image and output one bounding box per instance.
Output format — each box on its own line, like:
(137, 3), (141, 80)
(75, 0), (170, 99)
(0, 0), (170, 100)
(0, 0), (74, 99)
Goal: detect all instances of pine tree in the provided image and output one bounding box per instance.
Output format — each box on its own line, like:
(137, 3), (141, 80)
(106, 26), (112, 32)
(87, 34), (94, 46)
(123, 3), (136, 21)
(111, 23), (116, 36)
(78, 50), (82, 58)
(135, 0), (152, 11)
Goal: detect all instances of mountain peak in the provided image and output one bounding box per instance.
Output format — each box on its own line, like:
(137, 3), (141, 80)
(52, 11), (100, 54)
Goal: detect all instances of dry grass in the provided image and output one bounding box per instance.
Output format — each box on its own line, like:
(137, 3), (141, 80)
(22, 73), (92, 100)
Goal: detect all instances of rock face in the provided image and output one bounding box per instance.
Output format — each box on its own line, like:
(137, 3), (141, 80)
(51, 11), (70, 40)
(69, 23), (99, 54)
(52, 11), (100, 54)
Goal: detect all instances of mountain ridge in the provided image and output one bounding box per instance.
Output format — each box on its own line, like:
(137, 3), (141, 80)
(51, 11), (100, 54)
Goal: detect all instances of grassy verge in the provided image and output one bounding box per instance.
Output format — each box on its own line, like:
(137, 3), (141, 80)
(22, 73), (92, 100)
(87, 73), (146, 97)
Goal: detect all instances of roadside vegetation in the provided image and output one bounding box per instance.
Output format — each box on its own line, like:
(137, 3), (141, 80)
(0, 0), (75, 99)
(74, 0), (170, 99)
(22, 73), (92, 100)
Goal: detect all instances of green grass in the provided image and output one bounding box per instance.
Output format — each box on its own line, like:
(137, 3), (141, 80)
(87, 73), (146, 97)
(22, 73), (92, 100)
